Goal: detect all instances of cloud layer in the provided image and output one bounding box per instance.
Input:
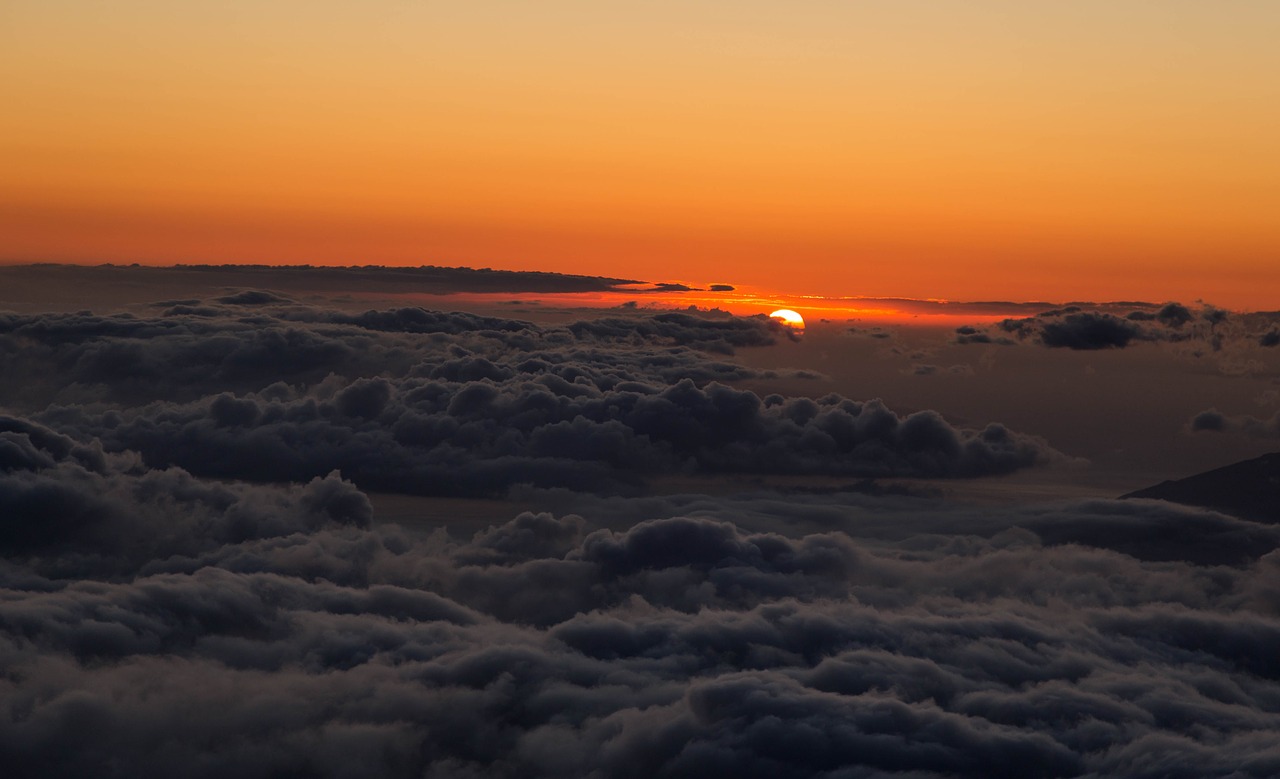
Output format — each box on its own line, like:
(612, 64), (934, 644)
(6, 291), (1279, 776)
(5, 417), (1280, 777)
(4, 300), (1058, 496)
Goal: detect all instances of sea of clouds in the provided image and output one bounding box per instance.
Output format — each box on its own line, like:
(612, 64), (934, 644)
(4, 293), (1280, 777)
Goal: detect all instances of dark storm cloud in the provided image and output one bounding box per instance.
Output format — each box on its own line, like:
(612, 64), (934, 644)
(7, 433), (1280, 777)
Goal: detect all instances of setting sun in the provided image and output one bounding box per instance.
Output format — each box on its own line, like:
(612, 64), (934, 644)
(769, 309), (805, 331)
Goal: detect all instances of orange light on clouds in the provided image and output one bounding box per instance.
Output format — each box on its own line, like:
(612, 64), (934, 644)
(2, 2), (1279, 308)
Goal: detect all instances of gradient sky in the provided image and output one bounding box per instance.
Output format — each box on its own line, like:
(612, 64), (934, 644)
(3, 1), (1279, 306)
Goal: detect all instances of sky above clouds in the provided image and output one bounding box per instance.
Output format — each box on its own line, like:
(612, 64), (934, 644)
(3, 2), (1280, 305)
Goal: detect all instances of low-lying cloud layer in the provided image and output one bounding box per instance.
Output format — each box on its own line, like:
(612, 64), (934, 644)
(4, 300), (1058, 496)
(6, 287), (1280, 777)
(5, 418), (1280, 777)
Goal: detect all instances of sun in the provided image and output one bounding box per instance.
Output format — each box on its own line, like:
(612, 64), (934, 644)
(769, 309), (805, 332)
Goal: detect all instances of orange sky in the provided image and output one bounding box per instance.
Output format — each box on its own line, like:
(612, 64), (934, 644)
(2, 2), (1279, 307)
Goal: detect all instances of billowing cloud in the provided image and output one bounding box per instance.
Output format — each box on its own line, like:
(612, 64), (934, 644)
(1, 302), (1058, 496)
(0, 415), (371, 576)
(0, 302), (797, 406)
(4, 418), (1280, 776)
(41, 378), (1058, 497)
(999, 311), (1145, 349)
(9, 283), (1280, 777)
(1155, 301), (1195, 328)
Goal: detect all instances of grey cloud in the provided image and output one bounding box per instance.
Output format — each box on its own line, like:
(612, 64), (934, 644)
(0, 417), (370, 576)
(0, 305), (797, 410)
(10, 300), (1058, 497)
(960, 302), (1276, 352)
(1041, 313), (1141, 349)
(1022, 498), (1280, 565)
(1002, 311), (1144, 350)
(1191, 409), (1229, 432)
(40, 381), (1057, 498)
(1189, 408), (1280, 438)
(7, 438), (1280, 776)
(1156, 302), (1195, 328)
(565, 311), (785, 354)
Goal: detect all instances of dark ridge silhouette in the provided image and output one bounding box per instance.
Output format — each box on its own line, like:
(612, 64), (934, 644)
(0, 263), (642, 304)
(634, 282), (700, 292)
(1121, 452), (1280, 522)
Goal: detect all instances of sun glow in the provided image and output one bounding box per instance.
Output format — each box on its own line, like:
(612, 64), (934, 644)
(769, 309), (805, 332)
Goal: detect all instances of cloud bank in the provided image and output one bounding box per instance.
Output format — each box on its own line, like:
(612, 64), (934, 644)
(7, 288), (1278, 777)
(4, 301), (1058, 496)
(4, 418), (1280, 777)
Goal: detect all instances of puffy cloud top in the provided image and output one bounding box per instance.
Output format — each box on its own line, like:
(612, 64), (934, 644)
(2, 303), (1058, 496)
(4, 424), (1280, 777)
